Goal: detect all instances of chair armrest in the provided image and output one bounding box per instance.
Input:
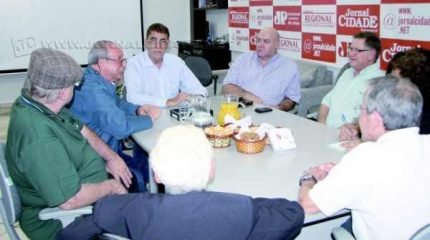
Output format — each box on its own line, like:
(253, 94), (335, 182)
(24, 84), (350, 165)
(297, 85), (334, 117)
(331, 227), (356, 240)
(39, 206), (93, 227)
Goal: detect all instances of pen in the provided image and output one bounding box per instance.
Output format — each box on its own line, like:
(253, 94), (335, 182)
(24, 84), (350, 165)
(341, 113), (347, 124)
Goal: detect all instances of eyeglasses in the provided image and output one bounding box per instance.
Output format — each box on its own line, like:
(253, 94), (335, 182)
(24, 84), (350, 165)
(147, 38), (169, 48)
(102, 57), (127, 65)
(348, 47), (370, 53)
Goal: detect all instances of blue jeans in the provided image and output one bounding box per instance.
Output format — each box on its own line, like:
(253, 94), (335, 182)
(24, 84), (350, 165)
(117, 144), (149, 193)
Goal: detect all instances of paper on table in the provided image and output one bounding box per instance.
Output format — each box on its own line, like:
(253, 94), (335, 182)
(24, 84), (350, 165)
(327, 141), (348, 152)
(268, 128), (297, 151)
(255, 123), (275, 137)
(224, 115), (252, 129)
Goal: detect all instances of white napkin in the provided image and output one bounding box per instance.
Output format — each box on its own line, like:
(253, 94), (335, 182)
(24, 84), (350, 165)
(255, 123), (276, 137)
(224, 115), (252, 129)
(268, 128), (297, 151)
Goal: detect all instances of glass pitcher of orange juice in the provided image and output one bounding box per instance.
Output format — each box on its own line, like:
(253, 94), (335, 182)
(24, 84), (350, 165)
(217, 95), (245, 126)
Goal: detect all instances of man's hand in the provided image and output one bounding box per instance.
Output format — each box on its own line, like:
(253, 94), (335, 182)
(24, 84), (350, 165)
(298, 162), (335, 214)
(166, 92), (190, 107)
(138, 104), (161, 121)
(222, 84), (263, 104)
(339, 122), (360, 141)
(277, 97), (296, 112)
(107, 179), (128, 195)
(306, 162), (336, 181)
(242, 92), (263, 104)
(105, 156), (133, 188)
(341, 139), (363, 151)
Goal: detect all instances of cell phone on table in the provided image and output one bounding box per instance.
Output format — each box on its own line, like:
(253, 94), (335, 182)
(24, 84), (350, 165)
(255, 107), (273, 113)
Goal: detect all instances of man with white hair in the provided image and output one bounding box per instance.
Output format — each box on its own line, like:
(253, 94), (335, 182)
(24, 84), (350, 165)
(58, 125), (305, 240)
(299, 76), (430, 239)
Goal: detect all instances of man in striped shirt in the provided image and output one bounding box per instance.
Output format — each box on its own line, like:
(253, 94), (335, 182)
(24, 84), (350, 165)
(222, 27), (301, 111)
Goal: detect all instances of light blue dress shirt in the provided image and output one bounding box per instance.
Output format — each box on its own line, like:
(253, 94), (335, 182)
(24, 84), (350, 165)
(322, 63), (384, 128)
(223, 52), (301, 105)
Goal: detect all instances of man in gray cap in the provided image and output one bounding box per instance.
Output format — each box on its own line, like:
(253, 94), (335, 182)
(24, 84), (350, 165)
(5, 48), (129, 240)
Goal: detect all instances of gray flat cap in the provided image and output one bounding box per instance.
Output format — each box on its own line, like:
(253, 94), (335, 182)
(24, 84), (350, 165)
(27, 48), (83, 89)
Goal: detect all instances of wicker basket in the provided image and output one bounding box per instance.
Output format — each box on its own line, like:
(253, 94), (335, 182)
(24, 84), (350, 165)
(233, 133), (267, 154)
(204, 126), (234, 148)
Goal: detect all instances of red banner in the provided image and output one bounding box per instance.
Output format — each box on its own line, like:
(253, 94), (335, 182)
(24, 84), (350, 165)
(229, 7), (250, 28)
(381, 0), (430, 3)
(273, 6), (301, 32)
(249, 29), (260, 50)
(337, 5), (380, 36)
(302, 33), (336, 62)
(380, 38), (430, 69)
(250, 0), (273, 6)
(302, 0), (336, 5)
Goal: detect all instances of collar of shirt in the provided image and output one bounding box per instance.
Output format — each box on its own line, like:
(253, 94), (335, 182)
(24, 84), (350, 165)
(377, 127), (419, 144)
(253, 52), (281, 67)
(354, 62), (381, 78)
(20, 89), (66, 122)
(143, 51), (171, 69)
(86, 66), (117, 93)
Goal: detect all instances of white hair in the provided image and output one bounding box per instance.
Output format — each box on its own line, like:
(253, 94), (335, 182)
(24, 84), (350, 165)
(150, 125), (214, 194)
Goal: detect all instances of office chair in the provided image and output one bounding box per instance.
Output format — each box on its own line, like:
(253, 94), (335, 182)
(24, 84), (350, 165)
(0, 142), (128, 240)
(411, 224), (430, 240)
(331, 223), (430, 240)
(185, 56), (219, 95)
(305, 62), (351, 120)
(331, 227), (355, 240)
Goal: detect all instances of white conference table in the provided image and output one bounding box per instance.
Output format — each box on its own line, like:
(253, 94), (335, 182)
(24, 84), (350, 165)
(132, 104), (349, 228)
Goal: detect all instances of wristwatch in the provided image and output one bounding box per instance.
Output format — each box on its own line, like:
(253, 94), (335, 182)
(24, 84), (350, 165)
(299, 174), (318, 186)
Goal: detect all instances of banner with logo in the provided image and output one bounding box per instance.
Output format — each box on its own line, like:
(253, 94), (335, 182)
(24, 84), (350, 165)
(228, 0), (430, 69)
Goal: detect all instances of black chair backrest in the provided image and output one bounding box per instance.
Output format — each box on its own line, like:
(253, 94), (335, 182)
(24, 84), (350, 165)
(184, 56), (213, 87)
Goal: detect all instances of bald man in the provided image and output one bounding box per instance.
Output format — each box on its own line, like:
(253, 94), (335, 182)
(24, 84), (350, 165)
(222, 28), (300, 111)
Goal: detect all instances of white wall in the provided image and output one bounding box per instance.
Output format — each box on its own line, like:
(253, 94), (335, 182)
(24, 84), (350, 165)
(0, 73), (25, 105)
(0, 0), (192, 104)
(142, 0), (191, 55)
(206, 9), (228, 39)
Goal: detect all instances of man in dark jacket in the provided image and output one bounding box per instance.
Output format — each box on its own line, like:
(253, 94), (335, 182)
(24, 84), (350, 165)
(58, 125), (305, 240)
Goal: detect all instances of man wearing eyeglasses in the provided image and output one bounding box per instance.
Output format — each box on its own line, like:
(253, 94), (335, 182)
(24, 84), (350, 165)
(299, 76), (430, 240)
(69, 40), (161, 192)
(318, 32), (384, 129)
(124, 23), (207, 107)
(222, 27), (301, 111)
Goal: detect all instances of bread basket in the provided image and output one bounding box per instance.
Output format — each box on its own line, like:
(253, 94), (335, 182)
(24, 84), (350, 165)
(204, 126), (234, 148)
(233, 133), (267, 154)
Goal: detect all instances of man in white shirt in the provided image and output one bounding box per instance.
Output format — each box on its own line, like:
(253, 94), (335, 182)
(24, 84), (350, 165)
(125, 23), (208, 107)
(299, 76), (430, 240)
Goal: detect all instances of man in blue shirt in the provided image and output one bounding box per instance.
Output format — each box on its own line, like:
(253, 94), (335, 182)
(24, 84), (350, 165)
(222, 27), (301, 111)
(69, 40), (160, 192)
